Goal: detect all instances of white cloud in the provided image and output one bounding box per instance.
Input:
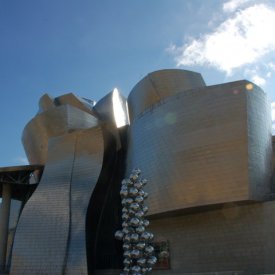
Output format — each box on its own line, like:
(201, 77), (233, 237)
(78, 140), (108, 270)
(244, 67), (267, 87)
(251, 74), (266, 86)
(223, 0), (252, 13)
(267, 62), (275, 71)
(169, 4), (275, 76)
(14, 156), (28, 165)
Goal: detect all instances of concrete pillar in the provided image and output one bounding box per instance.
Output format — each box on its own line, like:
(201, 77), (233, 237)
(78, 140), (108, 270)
(0, 184), (11, 271)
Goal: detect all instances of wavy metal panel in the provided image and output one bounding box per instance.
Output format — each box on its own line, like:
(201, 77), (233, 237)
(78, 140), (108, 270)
(22, 105), (98, 165)
(126, 80), (272, 216)
(11, 133), (77, 274)
(65, 127), (104, 275)
(11, 126), (104, 275)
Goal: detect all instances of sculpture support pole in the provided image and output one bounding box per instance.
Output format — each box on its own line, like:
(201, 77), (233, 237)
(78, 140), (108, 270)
(0, 183), (11, 271)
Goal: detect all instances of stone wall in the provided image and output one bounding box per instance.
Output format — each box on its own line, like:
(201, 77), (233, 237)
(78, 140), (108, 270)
(149, 201), (275, 275)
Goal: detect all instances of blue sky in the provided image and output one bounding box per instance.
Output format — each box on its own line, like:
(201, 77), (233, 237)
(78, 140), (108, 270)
(0, 0), (274, 167)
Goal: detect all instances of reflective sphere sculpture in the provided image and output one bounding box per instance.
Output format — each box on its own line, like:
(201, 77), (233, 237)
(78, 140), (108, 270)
(130, 202), (140, 211)
(130, 233), (139, 242)
(123, 243), (131, 251)
(140, 232), (150, 241)
(122, 213), (129, 221)
(131, 265), (141, 273)
(129, 187), (139, 197)
(129, 217), (140, 227)
(134, 182), (143, 189)
(130, 249), (141, 259)
(135, 211), (144, 218)
(137, 257), (146, 266)
(144, 245), (154, 255)
(123, 250), (131, 258)
(114, 230), (124, 240)
(142, 219), (150, 227)
(123, 258), (132, 266)
(135, 196), (144, 203)
(115, 169), (156, 274)
(147, 256), (157, 266)
(136, 242), (146, 250)
(136, 226), (145, 234)
(120, 188), (128, 197)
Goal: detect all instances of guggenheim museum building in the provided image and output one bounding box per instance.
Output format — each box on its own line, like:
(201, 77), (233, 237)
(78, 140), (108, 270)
(0, 69), (274, 275)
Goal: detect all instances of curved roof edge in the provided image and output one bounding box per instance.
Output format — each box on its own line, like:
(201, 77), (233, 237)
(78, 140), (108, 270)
(127, 69), (206, 121)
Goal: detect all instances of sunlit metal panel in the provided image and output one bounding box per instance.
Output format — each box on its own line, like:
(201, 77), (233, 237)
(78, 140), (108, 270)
(126, 79), (272, 216)
(127, 69), (205, 122)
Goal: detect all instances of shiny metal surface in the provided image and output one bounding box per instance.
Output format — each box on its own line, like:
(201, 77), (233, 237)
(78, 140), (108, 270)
(126, 79), (272, 216)
(11, 127), (104, 274)
(6, 69), (273, 274)
(94, 88), (129, 128)
(127, 69), (206, 122)
(247, 88), (273, 199)
(272, 136), (275, 190)
(115, 170), (155, 274)
(54, 93), (96, 115)
(12, 89), (129, 273)
(38, 93), (55, 113)
(64, 127), (104, 275)
(22, 104), (98, 165)
(11, 132), (77, 274)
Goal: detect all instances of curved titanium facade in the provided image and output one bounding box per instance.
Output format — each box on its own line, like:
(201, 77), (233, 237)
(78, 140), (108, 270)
(127, 69), (205, 121)
(11, 90), (128, 274)
(5, 69), (274, 274)
(22, 104), (98, 165)
(11, 127), (104, 274)
(126, 79), (272, 216)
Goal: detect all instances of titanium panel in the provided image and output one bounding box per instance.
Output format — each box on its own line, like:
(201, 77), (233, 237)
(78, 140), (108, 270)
(22, 105), (98, 165)
(65, 127), (104, 275)
(126, 80), (272, 215)
(11, 133), (77, 274)
(127, 69), (205, 121)
(54, 93), (96, 116)
(11, 127), (104, 275)
(247, 86), (273, 199)
(93, 88), (129, 128)
(38, 93), (55, 113)
(272, 136), (275, 190)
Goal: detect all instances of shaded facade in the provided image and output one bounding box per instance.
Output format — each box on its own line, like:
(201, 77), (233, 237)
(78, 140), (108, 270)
(0, 69), (274, 274)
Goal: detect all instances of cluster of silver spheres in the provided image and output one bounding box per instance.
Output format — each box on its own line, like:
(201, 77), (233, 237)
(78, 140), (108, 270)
(115, 169), (157, 275)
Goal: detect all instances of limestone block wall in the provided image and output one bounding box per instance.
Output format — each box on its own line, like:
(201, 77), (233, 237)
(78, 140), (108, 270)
(149, 201), (275, 275)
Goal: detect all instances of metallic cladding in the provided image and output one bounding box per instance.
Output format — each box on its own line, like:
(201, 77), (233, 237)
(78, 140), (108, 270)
(64, 127), (104, 274)
(11, 133), (76, 274)
(247, 86), (273, 199)
(127, 69), (205, 121)
(54, 93), (96, 116)
(11, 89), (129, 274)
(126, 80), (272, 216)
(11, 127), (104, 274)
(93, 89), (129, 128)
(22, 105), (98, 165)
